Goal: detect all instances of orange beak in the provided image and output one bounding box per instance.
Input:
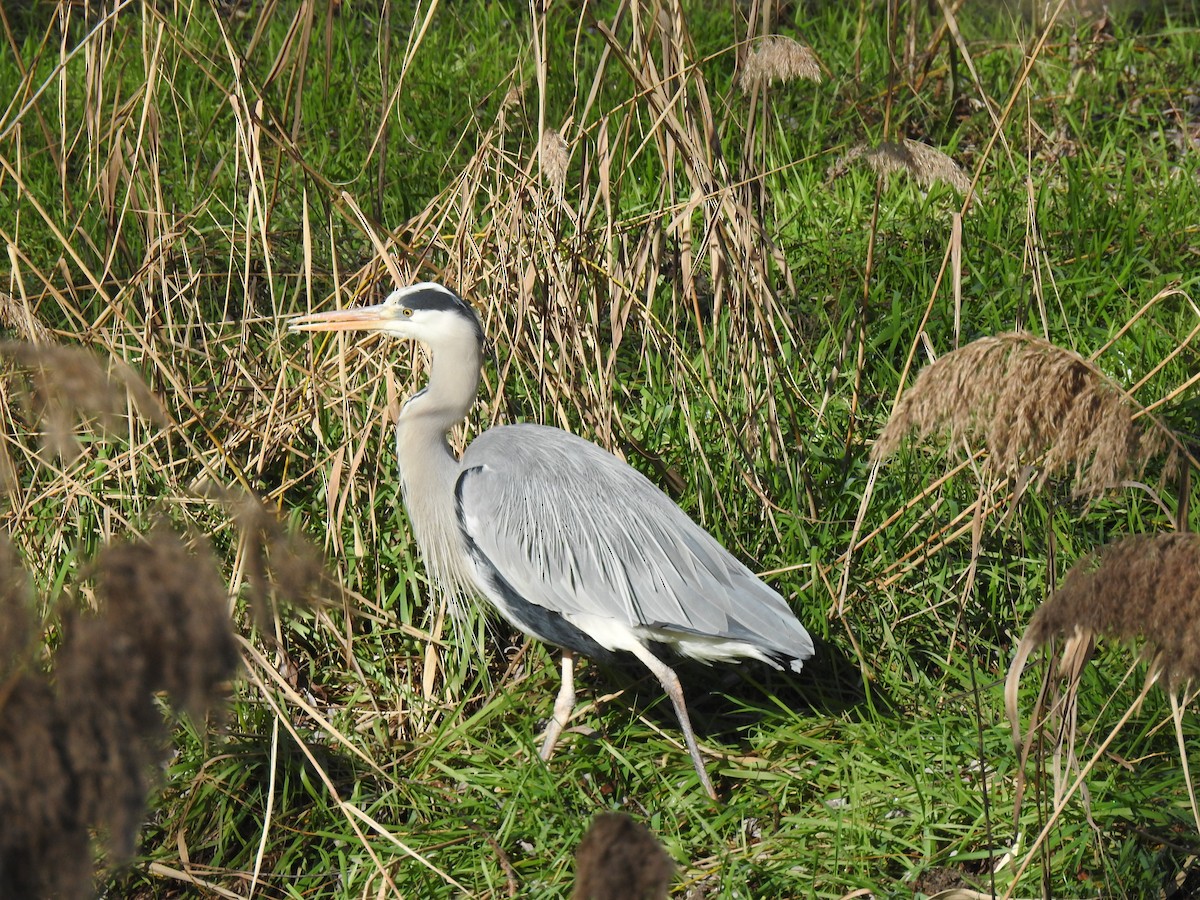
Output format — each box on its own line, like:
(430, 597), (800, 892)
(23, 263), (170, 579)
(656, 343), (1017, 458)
(288, 303), (392, 333)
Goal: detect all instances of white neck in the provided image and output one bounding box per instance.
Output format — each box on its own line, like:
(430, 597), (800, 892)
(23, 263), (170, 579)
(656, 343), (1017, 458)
(394, 338), (483, 597)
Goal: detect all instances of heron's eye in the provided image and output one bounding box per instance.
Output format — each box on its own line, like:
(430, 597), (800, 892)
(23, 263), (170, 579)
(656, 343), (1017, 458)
(401, 307), (413, 317)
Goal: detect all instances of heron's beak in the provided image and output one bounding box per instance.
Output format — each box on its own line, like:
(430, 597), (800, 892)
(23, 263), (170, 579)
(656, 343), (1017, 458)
(288, 303), (392, 333)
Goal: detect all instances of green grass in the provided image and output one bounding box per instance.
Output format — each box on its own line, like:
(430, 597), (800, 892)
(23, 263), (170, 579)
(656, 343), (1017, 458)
(3, 0), (1200, 896)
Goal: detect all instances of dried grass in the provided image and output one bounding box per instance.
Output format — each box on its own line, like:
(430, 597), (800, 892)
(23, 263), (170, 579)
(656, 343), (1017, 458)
(872, 332), (1170, 499)
(829, 139), (972, 194)
(0, 528), (240, 897)
(378, 0), (808, 524)
(738, 35), (821, 90)
(573, 812), (674, 900)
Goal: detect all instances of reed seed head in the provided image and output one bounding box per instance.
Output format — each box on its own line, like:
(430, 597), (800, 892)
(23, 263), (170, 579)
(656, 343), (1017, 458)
(738, 35), (821, 91)
(830, 139), (971, 193)
(872, 332), (1169, 499)
(539, 128), (570, 193)
(0, 526), (241, 895)
(574, 812), (674, 900)
(56, 618), (159, 859)
(0, 536), (83, 898)
(1, 341), (166, 461)
(0, 293), (52, 344)
(230, 492), (337, 627)
(89, 526), (239, 719)
(0, 675), (93, 899)
(1005, 533), (1200, 755)
(1024, 533), (1200, 685)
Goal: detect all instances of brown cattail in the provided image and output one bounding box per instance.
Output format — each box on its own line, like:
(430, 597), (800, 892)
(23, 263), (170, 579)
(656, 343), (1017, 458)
(873, 332), (1170, 499)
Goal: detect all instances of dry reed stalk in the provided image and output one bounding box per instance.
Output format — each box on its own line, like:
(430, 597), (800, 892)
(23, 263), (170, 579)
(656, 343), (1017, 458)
(829, 139), (971, 194)
(872, 332), (1169, 499)
(573, 812), (674, 900)
(737, 35), (821, 91)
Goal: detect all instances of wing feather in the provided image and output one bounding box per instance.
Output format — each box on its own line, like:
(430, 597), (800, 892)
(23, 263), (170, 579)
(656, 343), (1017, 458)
(456, 423), (813, 665)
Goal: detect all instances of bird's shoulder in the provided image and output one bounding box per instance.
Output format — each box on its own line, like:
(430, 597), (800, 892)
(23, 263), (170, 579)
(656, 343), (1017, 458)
(455, 422), (692, 554)
(460, 423), (650, 488)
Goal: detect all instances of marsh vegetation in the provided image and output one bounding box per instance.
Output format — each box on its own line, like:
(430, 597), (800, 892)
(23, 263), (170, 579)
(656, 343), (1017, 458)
(1, 0), (1199, 895)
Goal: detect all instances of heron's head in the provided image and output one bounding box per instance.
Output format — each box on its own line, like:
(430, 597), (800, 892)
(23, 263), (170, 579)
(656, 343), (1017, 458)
(289, 282), (483, 349)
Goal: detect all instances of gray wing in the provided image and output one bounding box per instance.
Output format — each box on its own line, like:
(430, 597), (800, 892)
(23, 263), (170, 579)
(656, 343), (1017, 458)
(455, 423), (813, 667)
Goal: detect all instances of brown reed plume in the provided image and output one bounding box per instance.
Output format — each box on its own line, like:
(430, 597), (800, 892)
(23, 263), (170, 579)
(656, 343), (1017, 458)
(0, 527), (240, 898)
(0, 341), (166, 460)
(828, 139), (971, 194)
(1005, 532), (1200, 748)
(231, 491), (338, 629)
(737, 35), (821, 90)
(573, 812), (674, 900)
(872, 332), (1170, 499)
(0, 292), (52, 344)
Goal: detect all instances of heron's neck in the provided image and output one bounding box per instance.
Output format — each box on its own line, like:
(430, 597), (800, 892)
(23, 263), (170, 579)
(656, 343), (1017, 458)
(395, 339), (482, 596)
(397, 341), (482, 449)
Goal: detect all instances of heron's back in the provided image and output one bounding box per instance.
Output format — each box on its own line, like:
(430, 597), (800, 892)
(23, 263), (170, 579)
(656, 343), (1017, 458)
(455, 424), (814, 670)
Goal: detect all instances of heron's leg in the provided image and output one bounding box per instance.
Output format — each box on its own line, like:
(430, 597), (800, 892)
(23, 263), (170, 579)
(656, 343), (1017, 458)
(540, 650), (576, 760)
(627, 643), (718, 801)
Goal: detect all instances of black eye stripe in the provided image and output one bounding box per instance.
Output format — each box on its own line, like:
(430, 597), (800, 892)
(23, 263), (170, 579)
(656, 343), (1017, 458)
(400, 285), (470, 315)
(392, 283), (484, 343)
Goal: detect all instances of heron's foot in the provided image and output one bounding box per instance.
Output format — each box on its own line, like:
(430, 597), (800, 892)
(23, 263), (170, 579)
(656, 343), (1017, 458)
(539, 718), (566, 760)
(539, 651), (577, 760)
(627, 643), (719, 801)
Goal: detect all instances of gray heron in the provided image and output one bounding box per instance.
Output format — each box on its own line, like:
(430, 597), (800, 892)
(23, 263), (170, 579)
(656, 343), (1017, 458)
(290, 282), (814, 799)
